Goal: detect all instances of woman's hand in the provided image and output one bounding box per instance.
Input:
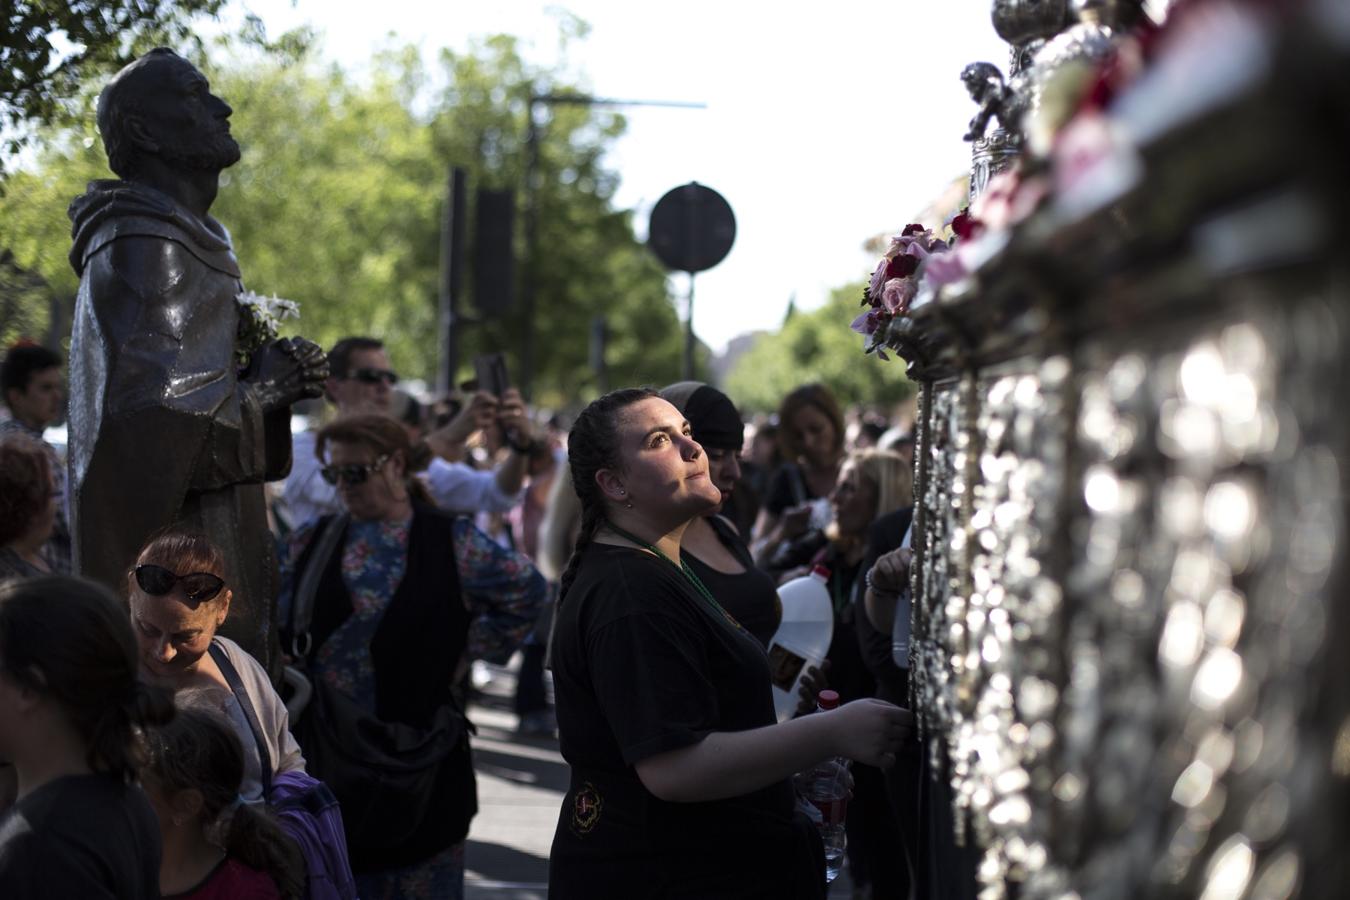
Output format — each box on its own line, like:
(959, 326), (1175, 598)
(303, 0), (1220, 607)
(869, 547), (912, 595)
(427, 391), (498, 459)
(497, 388), (537, 447)
(828, 699), (914, 769)
(780, 503), (814, 539)
(794, 660), (831, 716)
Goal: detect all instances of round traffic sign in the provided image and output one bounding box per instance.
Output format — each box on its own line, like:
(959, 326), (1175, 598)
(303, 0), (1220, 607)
(648, 182), (736, 273)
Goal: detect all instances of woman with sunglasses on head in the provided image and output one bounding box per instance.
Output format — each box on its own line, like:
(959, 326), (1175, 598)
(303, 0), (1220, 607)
(0, 575), (175, 897)
(547, 388), (913, 900)
(278, 413), (545, 900)
(127, 531), (306, 803)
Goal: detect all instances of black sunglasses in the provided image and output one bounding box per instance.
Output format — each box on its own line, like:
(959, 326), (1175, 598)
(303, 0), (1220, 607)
(320, 453), (390, 486)
(348, 367), (398, 386)
(134, 564), (226, 604)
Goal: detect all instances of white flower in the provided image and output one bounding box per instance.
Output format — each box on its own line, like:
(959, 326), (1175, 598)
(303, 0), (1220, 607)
(236, 290), (301, 330)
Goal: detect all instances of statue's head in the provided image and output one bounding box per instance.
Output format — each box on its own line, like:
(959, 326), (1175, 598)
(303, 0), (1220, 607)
(96, 48), (241, 180)
(961, 62), (1004, 99)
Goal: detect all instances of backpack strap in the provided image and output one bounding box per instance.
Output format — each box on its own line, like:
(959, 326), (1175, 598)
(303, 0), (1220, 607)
(289, 513), (349, 659)
(209, 640), (273, 796)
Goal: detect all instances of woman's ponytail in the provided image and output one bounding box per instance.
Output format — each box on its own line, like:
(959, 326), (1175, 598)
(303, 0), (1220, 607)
(556, 388), (658, 605)
(144, 706), (304, 900)
(0, 576), (175, 783)
(223, 804), (305, 900)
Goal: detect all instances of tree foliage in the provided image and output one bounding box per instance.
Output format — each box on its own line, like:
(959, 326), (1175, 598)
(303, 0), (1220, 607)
(0, 25), (690, 407)
(723, 281), (914, 414)
(1, 0), (226, 153)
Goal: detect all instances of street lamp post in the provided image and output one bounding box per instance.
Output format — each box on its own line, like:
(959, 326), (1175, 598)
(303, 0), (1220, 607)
(518, 92), (704, 399)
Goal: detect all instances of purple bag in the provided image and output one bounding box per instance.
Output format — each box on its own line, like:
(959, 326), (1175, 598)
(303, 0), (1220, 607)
(207, 644), (357, 900)
(271, 770), (359, 900)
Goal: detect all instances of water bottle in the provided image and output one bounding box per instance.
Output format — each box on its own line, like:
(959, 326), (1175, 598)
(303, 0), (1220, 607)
(767, 565), (834, 723)
(805, 689), (850, 882)
(891, 525), (913, 669)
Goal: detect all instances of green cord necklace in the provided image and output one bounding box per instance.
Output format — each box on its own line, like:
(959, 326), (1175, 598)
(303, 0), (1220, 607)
(605, 520), (744, 631)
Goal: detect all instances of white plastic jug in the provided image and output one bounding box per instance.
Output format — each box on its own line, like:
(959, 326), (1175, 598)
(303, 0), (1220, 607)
(767, 565), (834, 723)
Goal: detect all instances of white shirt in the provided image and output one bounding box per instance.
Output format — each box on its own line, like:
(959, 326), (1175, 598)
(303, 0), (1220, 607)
(281, 430), (340, 530)
(423, 456), (523, 515)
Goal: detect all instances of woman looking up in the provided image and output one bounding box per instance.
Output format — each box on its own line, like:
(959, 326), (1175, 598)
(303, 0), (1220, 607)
(0, 575), (175, 897)
(547, 388), (912, 899)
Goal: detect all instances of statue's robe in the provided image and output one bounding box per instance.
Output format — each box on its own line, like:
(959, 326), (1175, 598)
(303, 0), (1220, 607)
(67, 180), (290, 668)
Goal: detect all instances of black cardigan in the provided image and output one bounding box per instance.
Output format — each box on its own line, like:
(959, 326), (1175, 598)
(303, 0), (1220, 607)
(286, 505), (476, 871)
(291, 504), (468, 729)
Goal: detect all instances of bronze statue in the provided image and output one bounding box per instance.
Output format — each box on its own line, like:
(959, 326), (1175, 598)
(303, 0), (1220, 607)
(961, 61), (1016, 142)
(66, 48), (327, 668)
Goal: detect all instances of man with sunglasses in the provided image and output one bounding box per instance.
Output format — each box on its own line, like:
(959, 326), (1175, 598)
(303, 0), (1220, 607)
(283, 336), (537, 529)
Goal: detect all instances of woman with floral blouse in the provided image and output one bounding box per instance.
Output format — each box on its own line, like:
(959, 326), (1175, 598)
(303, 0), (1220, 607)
(279, 413), (546, 900)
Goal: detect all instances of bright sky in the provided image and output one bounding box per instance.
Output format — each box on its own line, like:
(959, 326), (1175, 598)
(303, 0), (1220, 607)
(236, 0), (1011, 353)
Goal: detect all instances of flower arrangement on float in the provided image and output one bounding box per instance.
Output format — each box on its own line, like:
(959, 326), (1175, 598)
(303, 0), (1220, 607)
(851, 0), (1188, 360)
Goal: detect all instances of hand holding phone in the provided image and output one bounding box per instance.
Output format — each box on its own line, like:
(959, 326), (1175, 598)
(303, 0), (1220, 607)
(473, 353), (510, 398)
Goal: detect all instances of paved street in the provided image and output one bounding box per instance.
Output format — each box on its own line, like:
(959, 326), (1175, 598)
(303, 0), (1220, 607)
(463, 658), (856, 899)
(465, 663), (560, 900)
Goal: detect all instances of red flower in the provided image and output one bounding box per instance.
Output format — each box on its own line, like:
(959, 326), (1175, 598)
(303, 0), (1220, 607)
(885, 254), (919, 279)
(901, 223), (925, 236)
(950, 210), (982, 241)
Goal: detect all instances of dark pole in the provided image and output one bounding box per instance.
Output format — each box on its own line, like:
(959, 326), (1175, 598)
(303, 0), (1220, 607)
(520, 97), (541, 400)
(590, 315), (608, 393)
(684, 274), (696, 381)
(438, 166), (466, 395)
(519, 94), (704, 400)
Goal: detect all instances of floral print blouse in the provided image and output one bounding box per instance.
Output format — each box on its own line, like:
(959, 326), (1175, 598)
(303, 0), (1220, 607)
(279, 514), (545, 712)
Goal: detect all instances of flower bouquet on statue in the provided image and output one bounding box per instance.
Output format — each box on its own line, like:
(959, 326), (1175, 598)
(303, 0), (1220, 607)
(235, 290), (301, 368)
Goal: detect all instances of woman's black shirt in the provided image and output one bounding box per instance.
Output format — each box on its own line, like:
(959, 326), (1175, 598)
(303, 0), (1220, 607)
(548, 542), (824, 899)
(681, 515), (781, 648)
(0, 774), (161, 899)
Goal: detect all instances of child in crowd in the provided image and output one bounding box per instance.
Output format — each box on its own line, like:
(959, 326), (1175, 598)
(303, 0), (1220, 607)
(142, 702), (305, 900)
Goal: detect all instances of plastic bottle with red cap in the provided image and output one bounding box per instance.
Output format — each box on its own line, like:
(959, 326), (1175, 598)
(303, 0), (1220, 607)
(804, 689), (850, 882)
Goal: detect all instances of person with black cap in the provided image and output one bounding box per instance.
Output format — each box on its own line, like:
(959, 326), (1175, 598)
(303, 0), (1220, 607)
(658, 382), (781, 648)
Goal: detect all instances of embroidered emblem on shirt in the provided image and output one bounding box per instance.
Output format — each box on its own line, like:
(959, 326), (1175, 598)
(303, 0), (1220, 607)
(570, 781), (603, 836)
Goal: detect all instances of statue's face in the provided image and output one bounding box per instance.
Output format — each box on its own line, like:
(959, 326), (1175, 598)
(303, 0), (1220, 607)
(134, 55), (241, 172)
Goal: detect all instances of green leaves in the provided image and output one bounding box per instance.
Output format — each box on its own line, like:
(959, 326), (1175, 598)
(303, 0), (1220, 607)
(0, 23), (687, 406)
(1, 0), (226, 158)
(724, 281), (915, 414)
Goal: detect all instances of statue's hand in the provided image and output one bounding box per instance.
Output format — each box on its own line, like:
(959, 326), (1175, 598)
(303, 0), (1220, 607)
(288, 337), (330, 394)
(246, 338), (328, 413)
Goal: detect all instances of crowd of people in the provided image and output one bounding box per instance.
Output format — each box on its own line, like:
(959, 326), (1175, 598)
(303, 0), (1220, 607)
(0, 334), (926, 899)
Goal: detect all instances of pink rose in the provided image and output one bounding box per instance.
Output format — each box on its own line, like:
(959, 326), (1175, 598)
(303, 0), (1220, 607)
(881, 277), (917, 315)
